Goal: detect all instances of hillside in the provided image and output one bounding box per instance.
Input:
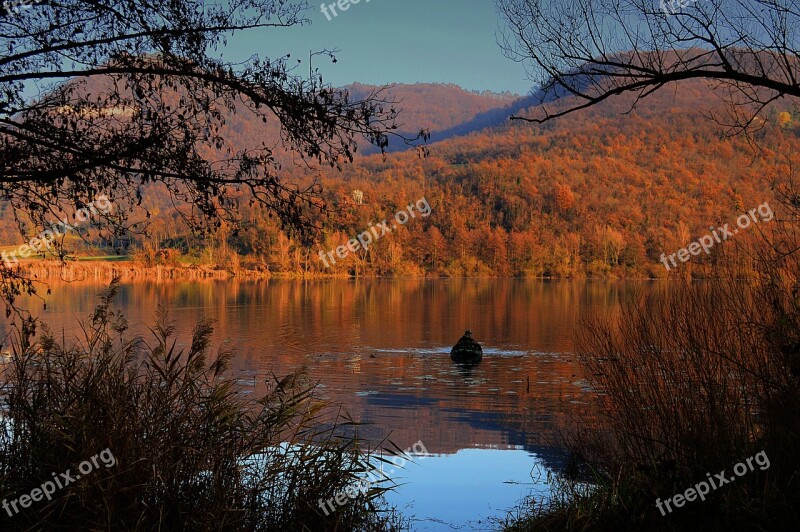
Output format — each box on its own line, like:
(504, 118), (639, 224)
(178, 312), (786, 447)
(0, 82), (515, 245)
(253, 78), (797, 278)
(344, 83), (518, 138)
(3, 79), (798, 278)
(211, 82), (520, 155)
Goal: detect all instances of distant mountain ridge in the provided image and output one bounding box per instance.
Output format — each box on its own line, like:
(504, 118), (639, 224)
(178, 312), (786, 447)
(171, 81), (523, 156)
(340, 83), (520, 152)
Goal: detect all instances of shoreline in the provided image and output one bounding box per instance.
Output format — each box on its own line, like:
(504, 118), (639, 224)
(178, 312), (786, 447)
(6, 259), (687, 281)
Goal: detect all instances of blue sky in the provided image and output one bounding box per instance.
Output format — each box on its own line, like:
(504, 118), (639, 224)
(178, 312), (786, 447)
(225, 0), (531, 94)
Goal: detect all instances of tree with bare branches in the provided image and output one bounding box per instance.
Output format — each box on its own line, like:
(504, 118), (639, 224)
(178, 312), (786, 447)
(0, 0), (423, 307)
(497, 0), (800, 133)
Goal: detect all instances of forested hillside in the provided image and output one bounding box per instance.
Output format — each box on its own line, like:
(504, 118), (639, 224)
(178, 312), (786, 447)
(230, 78), (798, 278)
(3, 80), (797, 278)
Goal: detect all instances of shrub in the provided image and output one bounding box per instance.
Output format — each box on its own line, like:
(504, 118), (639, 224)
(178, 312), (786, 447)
(0, 280), (402, 531)
(505, 179), (800, 529)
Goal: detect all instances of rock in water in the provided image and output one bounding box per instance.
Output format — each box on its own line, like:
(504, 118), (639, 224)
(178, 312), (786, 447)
(450, 330), (483, 363)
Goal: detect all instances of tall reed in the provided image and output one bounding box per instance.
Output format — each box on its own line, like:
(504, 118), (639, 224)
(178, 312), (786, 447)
(505, 180), (800, 530)
(0, 280), (402, 531)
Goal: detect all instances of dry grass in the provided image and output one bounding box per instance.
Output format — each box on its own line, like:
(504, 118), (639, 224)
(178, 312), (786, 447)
(0, 280), (403, 531)
(506, 182), (800, 530)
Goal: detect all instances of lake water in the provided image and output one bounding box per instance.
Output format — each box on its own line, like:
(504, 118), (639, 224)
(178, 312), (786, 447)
(2, 278), (650, 530)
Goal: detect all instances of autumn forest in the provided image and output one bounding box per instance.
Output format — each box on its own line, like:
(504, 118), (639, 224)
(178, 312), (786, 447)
(6, 79), (791, 279)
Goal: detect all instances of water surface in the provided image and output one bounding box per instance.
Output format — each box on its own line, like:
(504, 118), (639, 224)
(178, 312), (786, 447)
(2, 279), (649, 530)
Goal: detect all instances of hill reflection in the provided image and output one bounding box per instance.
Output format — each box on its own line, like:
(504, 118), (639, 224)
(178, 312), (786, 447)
(3, 279), (654, 466)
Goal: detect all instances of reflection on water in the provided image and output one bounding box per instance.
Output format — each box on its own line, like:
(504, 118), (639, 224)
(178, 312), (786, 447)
(384, 448), (549, 531)
(1, 278), (653, 529)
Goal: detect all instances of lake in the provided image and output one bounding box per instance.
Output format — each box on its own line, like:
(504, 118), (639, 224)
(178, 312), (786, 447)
(1, 278), (650, 530)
